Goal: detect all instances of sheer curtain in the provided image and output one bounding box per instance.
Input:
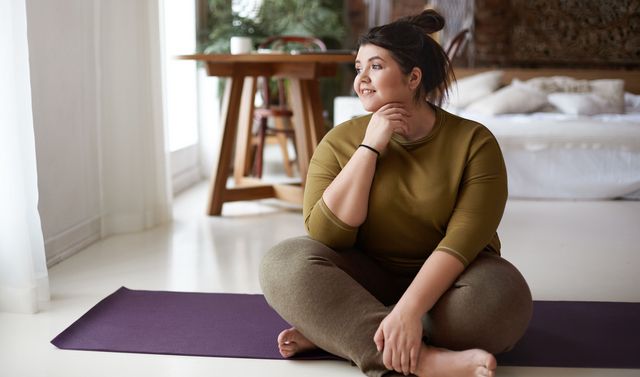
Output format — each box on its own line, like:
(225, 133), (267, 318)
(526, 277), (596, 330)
(98, 0), (172, 236)
(0, 0), (50, 314)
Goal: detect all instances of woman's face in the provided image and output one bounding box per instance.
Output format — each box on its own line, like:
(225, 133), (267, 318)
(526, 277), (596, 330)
(353, 44), (414, 112)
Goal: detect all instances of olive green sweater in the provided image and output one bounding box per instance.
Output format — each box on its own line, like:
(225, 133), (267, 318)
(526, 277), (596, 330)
(303, 106), (507, 271)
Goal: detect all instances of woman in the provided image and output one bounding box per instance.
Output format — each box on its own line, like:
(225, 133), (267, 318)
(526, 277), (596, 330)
(260, 9), (532, 377)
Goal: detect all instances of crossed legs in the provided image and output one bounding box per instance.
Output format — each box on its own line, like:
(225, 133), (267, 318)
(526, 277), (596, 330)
(259, 237), (532, 376)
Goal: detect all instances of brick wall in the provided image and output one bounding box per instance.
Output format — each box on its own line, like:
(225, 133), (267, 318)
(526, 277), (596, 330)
(473, 0), (640, 68)
(347, 0), (639, 68)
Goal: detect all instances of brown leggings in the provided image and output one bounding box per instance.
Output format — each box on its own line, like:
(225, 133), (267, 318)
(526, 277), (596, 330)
(259, 236), (533, 377)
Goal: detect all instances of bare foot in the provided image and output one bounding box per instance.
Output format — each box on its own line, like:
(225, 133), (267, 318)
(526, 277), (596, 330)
(277, 327), (318, 358)
(416, 345), (497, 377)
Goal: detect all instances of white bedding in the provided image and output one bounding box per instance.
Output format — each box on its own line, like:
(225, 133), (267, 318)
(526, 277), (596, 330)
(458, 110), (640, 200)
(333, 96), (640, 200)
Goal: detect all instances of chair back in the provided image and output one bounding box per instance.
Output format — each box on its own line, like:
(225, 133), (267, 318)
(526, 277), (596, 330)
(445, 29), (470, 60)
(252, 36), (326, 178)
(257, 36), (327, 107)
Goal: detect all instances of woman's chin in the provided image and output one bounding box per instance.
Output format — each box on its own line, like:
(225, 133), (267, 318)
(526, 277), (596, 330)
(359, 101), (381, 113)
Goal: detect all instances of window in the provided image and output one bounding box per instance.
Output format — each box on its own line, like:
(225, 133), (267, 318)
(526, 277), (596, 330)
(163, 0), (198, 152)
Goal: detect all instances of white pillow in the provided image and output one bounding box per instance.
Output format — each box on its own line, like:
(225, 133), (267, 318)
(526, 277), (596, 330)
(589, 79), (625, 113)
(525, 76), (591, 94)
(446, 70), (504, 109)
(525, 77), (625, 115)
(625, 92), (640, 113)
(465, 80), (548, 115)
(547, 93), (611, 116)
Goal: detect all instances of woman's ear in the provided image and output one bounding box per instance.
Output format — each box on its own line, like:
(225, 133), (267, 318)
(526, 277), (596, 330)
(408, 67), (422, 91)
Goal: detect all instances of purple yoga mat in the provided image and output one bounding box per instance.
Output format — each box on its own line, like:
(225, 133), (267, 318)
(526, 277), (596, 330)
(497, 300), (640, 368)
(51, 287), (333, 360)
(52, 287), (640, 368)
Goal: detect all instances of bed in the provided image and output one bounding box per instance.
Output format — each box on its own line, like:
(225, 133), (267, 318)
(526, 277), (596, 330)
(333, 68), (640, 200)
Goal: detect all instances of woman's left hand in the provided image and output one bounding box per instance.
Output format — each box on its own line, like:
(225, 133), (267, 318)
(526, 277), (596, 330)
(373, 306), (423, 375)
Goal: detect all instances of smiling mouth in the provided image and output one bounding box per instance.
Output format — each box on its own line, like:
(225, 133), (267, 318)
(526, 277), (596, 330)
(361, 89), (376, 95)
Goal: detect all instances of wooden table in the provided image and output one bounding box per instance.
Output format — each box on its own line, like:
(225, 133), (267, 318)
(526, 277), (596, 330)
(178, 52), (355, 215)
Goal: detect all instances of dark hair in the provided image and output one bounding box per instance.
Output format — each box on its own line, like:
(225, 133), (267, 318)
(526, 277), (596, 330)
(357, 9), (453, 106)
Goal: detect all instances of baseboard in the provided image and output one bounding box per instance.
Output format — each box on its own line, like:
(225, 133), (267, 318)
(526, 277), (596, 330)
(45, 216), (101, 267)
(173, 165), (202, 195)
(171, 144), (202, 195)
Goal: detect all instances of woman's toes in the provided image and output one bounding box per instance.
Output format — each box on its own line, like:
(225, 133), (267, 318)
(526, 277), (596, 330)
(279, 348), (294, 358)
(276, 327), (318, 358)
(484, 353), (497, 370)
(277, 328), (293, 344)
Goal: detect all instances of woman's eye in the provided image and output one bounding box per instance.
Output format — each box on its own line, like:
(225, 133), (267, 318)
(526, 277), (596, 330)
(355, 67), (362, 74)
(372, 64), (382, 70)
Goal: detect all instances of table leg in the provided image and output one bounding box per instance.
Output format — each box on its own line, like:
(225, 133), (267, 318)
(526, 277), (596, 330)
(303, 79), (326, 151)
(207, 76), (244, 216)
(288, 78), (326, 184)
(288, 79), (310, 181)
(233, 77), (257, 183)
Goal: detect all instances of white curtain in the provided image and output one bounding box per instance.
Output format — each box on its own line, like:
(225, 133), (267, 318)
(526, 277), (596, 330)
(0, 0), (50, 314)
(98, 0), (172, 236)
(0, 0), (171, 314)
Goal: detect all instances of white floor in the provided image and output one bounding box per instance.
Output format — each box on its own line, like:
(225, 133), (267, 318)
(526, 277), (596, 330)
(2, 179), (640, 377)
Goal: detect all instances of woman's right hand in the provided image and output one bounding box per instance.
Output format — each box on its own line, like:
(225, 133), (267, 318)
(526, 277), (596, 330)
(362, 103), (411, 153)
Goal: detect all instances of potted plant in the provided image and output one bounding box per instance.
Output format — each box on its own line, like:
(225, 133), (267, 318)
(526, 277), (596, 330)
(201, 0), (346, 53)
(200, 0), (349, 124)
(201, 0), (265, 53)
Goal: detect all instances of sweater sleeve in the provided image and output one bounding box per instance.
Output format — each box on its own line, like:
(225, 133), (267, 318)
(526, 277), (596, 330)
(303, 137), (358, 249)
(434, 129), (508, 267)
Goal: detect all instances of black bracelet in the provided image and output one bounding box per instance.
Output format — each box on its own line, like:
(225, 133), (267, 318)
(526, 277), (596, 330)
(358, 144), (380, 157)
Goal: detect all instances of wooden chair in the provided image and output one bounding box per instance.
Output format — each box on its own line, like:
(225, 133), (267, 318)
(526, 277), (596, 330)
(445, 28), (470, 60)
(252, 36), (327, 178)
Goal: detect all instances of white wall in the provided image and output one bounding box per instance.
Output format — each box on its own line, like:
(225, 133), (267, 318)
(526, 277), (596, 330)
(26, 0), (169, 265)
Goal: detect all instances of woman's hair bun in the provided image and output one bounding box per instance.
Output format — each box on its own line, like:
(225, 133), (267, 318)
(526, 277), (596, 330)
(400, 9), (445, 34)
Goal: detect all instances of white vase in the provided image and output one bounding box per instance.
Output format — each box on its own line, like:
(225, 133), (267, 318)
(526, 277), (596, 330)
(230, 36), (252, 54)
